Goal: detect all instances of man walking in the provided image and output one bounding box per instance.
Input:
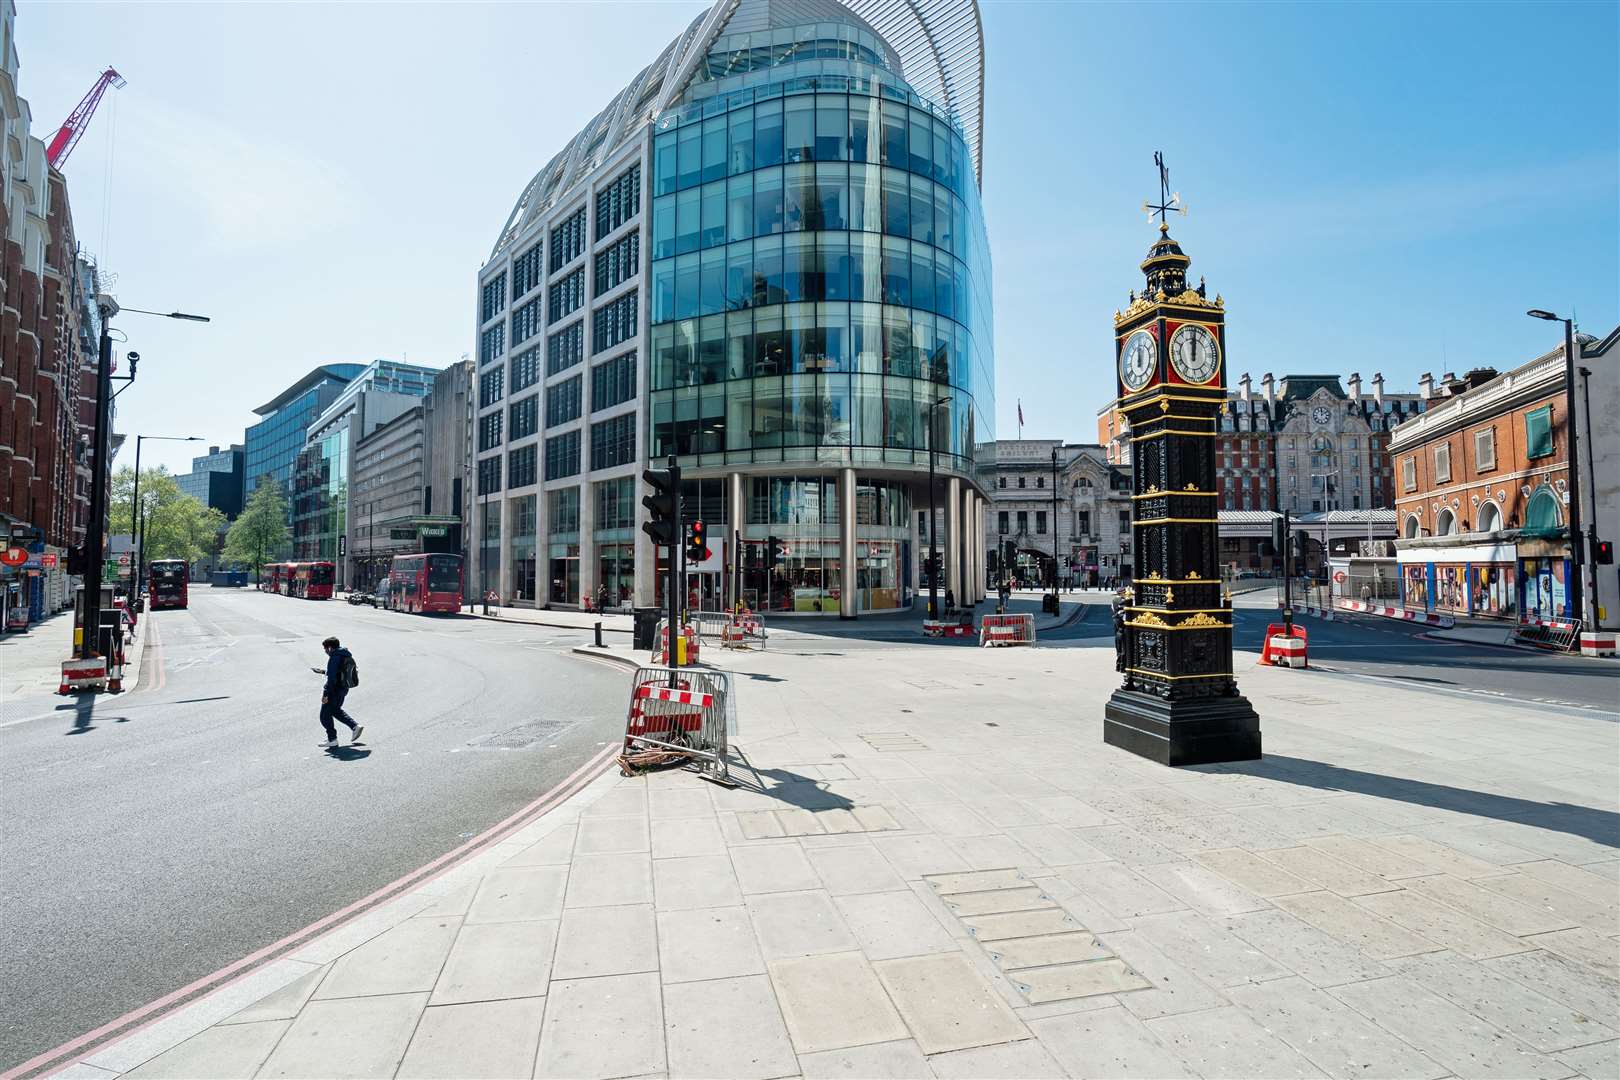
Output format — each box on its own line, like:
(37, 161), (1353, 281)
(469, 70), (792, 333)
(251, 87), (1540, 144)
(312, 636), (363, 749)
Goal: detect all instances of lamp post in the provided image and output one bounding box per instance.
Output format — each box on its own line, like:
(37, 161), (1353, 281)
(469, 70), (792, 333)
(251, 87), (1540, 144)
(80, 298), (209, 659)
(925, 395), (952, 619)
(1051, 446), (1061, 601)
(1527, 310), (1586, 625)
(130, 434), (203, 603)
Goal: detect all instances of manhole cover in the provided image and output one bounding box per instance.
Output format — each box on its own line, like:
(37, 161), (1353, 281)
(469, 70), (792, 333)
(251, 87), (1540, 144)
(471, 718), (575, 750)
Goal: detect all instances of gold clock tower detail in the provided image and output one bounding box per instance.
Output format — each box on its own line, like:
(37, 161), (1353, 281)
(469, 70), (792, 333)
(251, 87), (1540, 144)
(1103, 154), (1261, 766)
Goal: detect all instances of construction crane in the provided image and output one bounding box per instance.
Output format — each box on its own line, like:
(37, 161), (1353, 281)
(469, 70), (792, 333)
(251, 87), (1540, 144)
(46, 67), (126, 170)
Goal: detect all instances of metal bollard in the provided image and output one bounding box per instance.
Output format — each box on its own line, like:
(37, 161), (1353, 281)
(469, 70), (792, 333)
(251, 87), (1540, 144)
(594, 620), (604, 648)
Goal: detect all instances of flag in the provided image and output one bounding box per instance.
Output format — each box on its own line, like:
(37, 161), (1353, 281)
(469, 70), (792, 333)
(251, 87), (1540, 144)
(1017, 399), (1024, 427)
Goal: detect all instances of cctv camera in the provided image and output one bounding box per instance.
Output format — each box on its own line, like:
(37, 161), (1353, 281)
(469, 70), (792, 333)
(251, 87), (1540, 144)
(126, 351), (140, 362)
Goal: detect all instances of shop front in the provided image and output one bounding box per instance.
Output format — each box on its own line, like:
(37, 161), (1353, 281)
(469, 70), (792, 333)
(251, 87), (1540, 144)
(1395, 538), (1519, 618)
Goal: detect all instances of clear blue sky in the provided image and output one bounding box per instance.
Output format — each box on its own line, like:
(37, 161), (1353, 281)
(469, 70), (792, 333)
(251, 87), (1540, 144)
(20, 0), (1616, 475)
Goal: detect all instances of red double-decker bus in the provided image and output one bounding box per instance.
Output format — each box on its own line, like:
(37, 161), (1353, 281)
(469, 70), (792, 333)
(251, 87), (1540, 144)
(290, 561), (336, 600)
(262, 563), (291, 593)
(387, 553), (463, 614)
(147, 559), (189, 610)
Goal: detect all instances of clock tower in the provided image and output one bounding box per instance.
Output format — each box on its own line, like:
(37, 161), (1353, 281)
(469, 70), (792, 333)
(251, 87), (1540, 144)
(1103, 155), (1261, 766)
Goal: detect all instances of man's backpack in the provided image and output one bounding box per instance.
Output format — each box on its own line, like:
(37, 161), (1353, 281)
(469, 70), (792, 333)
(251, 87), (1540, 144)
(342, 653), (360, 689)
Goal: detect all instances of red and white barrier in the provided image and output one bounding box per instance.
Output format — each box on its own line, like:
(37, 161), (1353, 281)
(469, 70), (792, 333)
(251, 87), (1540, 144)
(923, 620), (973, 638)
(1332, 598), (1456, 629)
(1579, 631), (1617, 657)
(1259, 623), (1308, 668)
(58, 657), (108, 694)
(652, 621), (701, 665)
(1277, 600), (1333, 621)
(1521, 614), (1579, 633)
(979, 613), (1036, 647)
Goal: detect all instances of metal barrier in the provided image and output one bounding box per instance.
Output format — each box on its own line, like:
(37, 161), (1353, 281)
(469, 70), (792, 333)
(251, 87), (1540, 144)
(690, 610), (731, 641)
(652, 619), (701, 666)
(621, 665), (735, 784)
(723, 612), (767, 651)
(979, 612), (1035, 647)
(1513, 618), (1579, 652)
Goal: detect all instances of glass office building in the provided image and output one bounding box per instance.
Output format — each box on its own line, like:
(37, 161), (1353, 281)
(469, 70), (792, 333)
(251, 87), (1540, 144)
(245, 365), (365, 520)
(476, 0), (992, 615)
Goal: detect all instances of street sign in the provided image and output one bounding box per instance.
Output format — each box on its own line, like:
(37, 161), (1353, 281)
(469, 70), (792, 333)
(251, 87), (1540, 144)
(117, 553), (131, 566)
(0, 547), (27, 567)
(41, 553), (58, 568)
(103, 561), (121, 580)
(1332, 570), (1346, 584)
(419, 525), (448, 539)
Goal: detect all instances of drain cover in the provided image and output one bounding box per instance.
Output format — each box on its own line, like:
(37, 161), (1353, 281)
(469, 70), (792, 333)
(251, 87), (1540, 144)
(471, 719), (575, 750)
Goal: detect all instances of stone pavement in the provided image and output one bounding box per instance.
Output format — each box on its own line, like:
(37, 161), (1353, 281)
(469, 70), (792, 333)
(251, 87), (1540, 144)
(55, 630), (1620, 1079)
(1, 609), (147, 725)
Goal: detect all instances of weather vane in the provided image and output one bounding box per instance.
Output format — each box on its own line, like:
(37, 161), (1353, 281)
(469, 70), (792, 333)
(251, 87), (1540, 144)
(1143, 150), (1187, 232)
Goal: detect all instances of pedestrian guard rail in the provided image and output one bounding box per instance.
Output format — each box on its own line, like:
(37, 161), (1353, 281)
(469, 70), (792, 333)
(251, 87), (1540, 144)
(621, 665), (735, 784)
(652, 619), (701, 665)
(979, 612), (1035, 647)
(1259, 623), (1307, 667)
(1513, 616), (1579, 652)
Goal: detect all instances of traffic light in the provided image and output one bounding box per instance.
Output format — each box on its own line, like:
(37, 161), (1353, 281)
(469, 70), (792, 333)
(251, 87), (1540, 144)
(1002, 539), (1016, 568)
(686, 519), (707, 564)
(641, 468), (678, 547)
(1270, 518), (1287, 559)
(1290, 530), (1308, 561)
(766, 535), (782, 572)
(1595, 539), (1614, 565)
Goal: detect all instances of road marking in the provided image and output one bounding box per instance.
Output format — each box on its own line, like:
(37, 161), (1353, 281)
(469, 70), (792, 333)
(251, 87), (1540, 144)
(1308, 664), (1617, 717)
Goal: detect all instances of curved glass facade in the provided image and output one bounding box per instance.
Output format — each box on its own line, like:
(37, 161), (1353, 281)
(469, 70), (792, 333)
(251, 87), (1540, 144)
(648, 39), (993, 479)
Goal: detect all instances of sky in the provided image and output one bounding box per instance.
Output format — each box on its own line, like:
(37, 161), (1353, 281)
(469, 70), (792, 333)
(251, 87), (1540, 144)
(20, 0), (1617, 477)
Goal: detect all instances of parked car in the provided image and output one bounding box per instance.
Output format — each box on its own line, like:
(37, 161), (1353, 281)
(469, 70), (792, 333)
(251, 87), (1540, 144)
(347, 590), (376, 606)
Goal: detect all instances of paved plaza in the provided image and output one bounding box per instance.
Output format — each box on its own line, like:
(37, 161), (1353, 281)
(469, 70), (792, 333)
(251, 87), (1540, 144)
(48, 628), (1620, 1079)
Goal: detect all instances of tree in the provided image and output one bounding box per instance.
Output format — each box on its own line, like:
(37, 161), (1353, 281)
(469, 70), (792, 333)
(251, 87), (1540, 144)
(109, 467), (226, 565)
(224, 479), (291, 581)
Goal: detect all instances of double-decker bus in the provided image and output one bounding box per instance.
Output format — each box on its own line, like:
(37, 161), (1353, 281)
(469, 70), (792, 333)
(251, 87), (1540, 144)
(147, 559), (190, 610)
(388, 553), (463, 614)
(290, 561), (336, 600)
(262, 563), (291, 593)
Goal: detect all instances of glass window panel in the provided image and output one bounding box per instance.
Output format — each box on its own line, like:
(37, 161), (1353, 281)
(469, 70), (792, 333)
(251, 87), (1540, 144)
(848, 164), (881, 232)
(932, 119), (950, 185)
(674, 253), (699, 320)
(725, 374), (753, 450)
(697, 314), (725, 384)
(783, 163), (816, 232)
(753, 168), (784, 236)
(726, 173), (753, 243)
(783, 233), (815, 304)
(910, 242), (935, 313)
(675, 188), (700, 255)
(882, 305), (917, 377)
(753, 309), (785, 377)
(701, 116), (727, 183)
(848, 94), (875, 163)
(726, 309), (753, 379)
(651, 259), (674, 323)
(727, 107), (755, 175)
(816, 163), (848, 231)
(652, 194), (676, 260)
(754, 98), (783, 167)
(677, 124), (701, 190)
(880, 236), (910, 306)
(879, 101), (907, 167)
(821, 234), (851, 301)
(910, 187), (934, 246)
(881, 170), (911, 238)
(725, 240), (754, 312)
(816, 96), (847, 161)
(784, 95), (815, 163)
(755, 235), (785, 307)
(654, 131), (677, 197)
(851, 234), (883, 304)
(908, 112), (932, 175)
(698, 247), (726, 317)
(700, 181), (726, 249)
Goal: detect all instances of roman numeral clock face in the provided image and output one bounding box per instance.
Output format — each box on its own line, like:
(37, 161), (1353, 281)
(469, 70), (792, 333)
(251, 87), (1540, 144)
(1170, 324), (1220, 385)
(1119, 330), (1157, 392)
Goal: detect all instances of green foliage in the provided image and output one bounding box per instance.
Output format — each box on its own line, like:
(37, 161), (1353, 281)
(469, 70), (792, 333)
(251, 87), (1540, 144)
(109, 466), (226, 565)
(224, 479), (292, 578)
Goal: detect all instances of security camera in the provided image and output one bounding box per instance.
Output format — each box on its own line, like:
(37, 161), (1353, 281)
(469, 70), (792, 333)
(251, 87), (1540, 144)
(126, 351), (140, 363)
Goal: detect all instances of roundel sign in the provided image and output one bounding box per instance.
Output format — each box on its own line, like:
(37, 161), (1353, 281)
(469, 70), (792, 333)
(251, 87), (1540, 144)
(0, 547), (28, 567)
(1332, 570), (1346, 584)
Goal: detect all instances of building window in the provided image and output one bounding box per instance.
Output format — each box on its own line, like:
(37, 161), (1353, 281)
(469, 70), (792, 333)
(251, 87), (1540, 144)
(480, 366), (504, 408)
(591, 352), (636, 412)
(997, 477), (1006, 488)
(1078, 510), (1090, 536)
(1474, 427), (1496, 471)
(549, 268), (585, 324)
(548, 486), (580, 535)
(513, 245), (543, 301)
(511, 346), (540, 392)
(590, 413), (636, 470)
(509, 395), (538, 440)
(478, 410), (503, 451)
(513, 295), (544, 345)
(595, 231), (640, 294)
(477, 455), (501, 495)
(550, 207), (587, 272)
(1017, 477), (1025, 489)
(1434, 442), (1451, 484)
(997, 510), (1008, 534)
(1036, 510), (1047, 534)
(596, 163), (641, 240)
(593, 290), (638, 353)
(508, 444), (537, 488)
(1401, 456), (1416, 491)
(1118, 510), (1130, 534)
(544, 430), (580, 480)
(480, 272), (506, 322)
(1525, 406), (1554, 459)
(548, 321), (584, 376)
(595, 475), (636, 530)
(479, 323), (505, 366)
(1036, 476), (1045, 489)
(546, 376), (583, 426)
(1016, 510), (1028, 534)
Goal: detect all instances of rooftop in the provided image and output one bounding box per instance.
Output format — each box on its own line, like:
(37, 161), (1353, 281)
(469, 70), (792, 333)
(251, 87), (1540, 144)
(253, 364), (366, 417)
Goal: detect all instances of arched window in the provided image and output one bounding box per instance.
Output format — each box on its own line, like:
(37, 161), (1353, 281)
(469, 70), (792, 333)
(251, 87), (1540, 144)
(1524, 487), (1562, 531)
(1403, 514), (1421, 538)
(1476, 501), (1502, 534)
(1436, 508), (1457, 536)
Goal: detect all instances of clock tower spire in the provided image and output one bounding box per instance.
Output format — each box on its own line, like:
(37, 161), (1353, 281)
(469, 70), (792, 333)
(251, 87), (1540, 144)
(1104, 153), (1261, 767)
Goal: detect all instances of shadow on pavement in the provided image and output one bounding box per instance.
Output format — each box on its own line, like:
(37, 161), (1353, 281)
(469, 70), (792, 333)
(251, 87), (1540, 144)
(324, 746), (372, 761)
(1209, 754), (1620, 850)
(726, 755), (855, 811)
(61, 694), (126, 734)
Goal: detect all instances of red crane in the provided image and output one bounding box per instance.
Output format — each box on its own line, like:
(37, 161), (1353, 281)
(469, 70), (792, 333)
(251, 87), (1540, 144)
(45, 67), (126, 170)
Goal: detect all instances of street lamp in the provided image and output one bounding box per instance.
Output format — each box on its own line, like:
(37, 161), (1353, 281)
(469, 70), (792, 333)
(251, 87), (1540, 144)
(925, 395), (952, 620)
(130, 434), (203, 603)
(80, 298), (210, 659)
(1050, 446), (1061, 605)
(1527, 309), (1587, 626)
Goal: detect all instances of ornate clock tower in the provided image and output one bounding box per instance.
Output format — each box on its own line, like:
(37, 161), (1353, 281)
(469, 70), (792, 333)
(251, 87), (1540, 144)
(1103, 154), (1261, 766)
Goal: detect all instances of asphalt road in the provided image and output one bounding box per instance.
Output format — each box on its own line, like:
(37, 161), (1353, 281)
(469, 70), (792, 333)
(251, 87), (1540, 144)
(0, 587), (628, 1071)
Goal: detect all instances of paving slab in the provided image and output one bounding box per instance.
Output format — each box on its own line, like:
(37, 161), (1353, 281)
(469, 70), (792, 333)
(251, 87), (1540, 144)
(1522, 926), (1620, 980)
(1074, 824), (1184, 866)
(652, 817), (727, 859)
(747, 889), (859, 959)
(1258, 846), (1400, 897)
(1011, 958), (1151, 1003)
(1028, 1003), (1197, 1078)
(123, 1019), (289, 1079)
(466, 865), (569, 923)
(1273, 890), (1442, 960)
(1137, 861), (1271, 916)
(925, 1038), (1067, 1078)
(1224, 976), (1448, 1080)
(1475, 872), (1620, 936)
(535, 972), (665, 1079)
(1302, 834), (1430, 879)
(806, 842), (908, 896)
(659, 906), (768, 984)
(565, 851), (653, 908)
(731, 841), (823, 894)
(1129, 909), (1291, 987)
(769, 951), (908, 1054)
(257, 992), (428, 1079)
(1193, 847), (1317, 897)
(1557, 1039), (1620, 1080)
(1060, 860), (1188, 918)
(958, 907), (1082, 942)
(1223, 907), (1388, 987)
(220, 964), (328, 1025)
(1405, 873), (1580, 936)
(875, 951), (1027, 1054)
(795, 1038), (930, 1078)
(1392, 950), (1620, 1052)
(664, 974), (798, 1080)
(431, 918), (558, 1005)
(396, 998), (545, 1080)
(1145, 1004), (1329, 1078)
(1354, 887), (1533, 960)
(552, 902), (658, 979)
(1365, 833), (1506, 878)
(1484, 949), (1620, 1025)
(313, 916), (461, 999)
(1099, 930), (1229, 1020)
(1515, 859), (1620, 904)
(834, 890), (958, 960)
(654, 853), (745, 911)
(577, 813), (651, 854)
(870, 833), (971, 878)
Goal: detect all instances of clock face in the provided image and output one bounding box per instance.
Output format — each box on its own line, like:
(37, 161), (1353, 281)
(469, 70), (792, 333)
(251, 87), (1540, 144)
(1311, 406), (1332, 427)
(1119, 330), (1157, 392)
(1170, 324), (1220, 384)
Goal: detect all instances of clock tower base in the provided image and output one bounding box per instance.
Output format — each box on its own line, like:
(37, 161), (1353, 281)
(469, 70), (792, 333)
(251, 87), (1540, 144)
(1103, 689), (1261, 767)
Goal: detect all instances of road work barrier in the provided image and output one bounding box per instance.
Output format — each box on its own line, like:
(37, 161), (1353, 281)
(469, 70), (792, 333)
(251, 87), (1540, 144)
(979, 612), (1035, 647)
(652, 619), (700, 666)
(620, 665), (735, 784)
(58, 656), (109, 694)
(1332, 598), (1456, 628)
(1513, 616), (1580, 652)
(1259, 622), (1308, 668)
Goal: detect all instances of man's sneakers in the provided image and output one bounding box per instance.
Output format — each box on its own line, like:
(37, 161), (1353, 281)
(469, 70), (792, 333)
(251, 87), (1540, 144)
(318, 738), (338, 749)
(350, 725), (365, 745)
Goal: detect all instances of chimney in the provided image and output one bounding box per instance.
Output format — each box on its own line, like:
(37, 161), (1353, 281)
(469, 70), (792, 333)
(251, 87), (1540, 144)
(1261, 372), (1275, 407)
(209, 445), (220, 455)
(1347, 373), (1361, 403)
(1418, 372), (1434, 400)
(1372, 372), (1385, 408)
(1239, 372), (1251, 401)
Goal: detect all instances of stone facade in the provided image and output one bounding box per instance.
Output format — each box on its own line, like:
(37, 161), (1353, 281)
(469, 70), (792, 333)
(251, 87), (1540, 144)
(985, 439), (1132, 589)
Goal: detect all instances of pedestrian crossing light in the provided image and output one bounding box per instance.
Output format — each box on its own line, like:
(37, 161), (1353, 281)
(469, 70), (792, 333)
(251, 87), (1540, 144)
(766, 534), (784, 571)
(641, 467), (679, 547)
(686, 519), (707, 564)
